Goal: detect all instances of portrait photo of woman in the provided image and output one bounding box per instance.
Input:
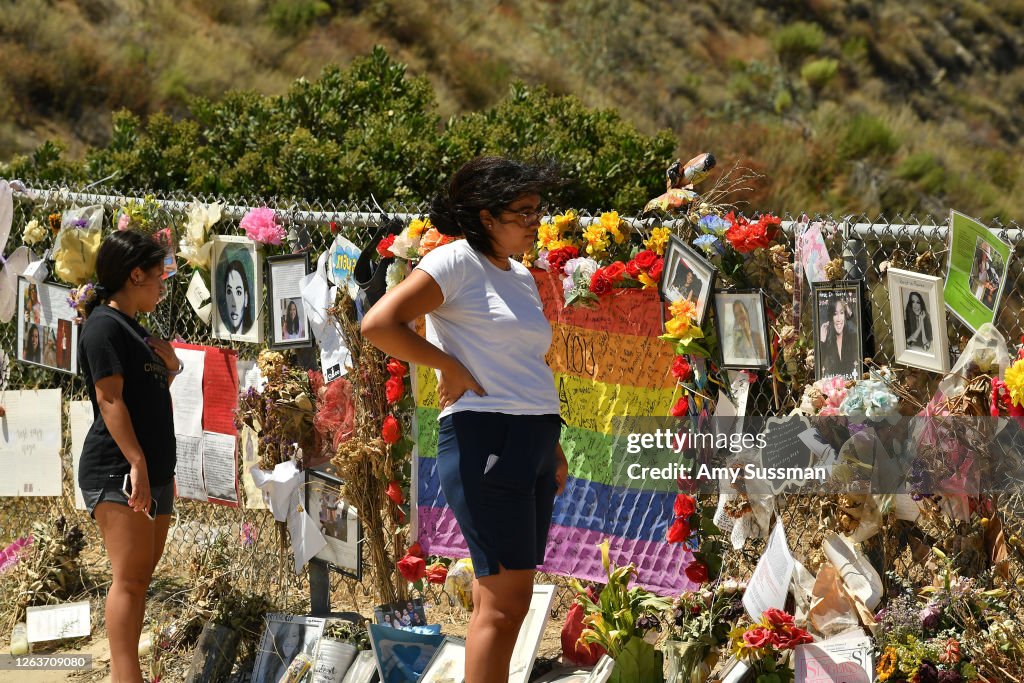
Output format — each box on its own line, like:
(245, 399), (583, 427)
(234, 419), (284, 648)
(714, 291), (769, 369)
(22, 323), (41, 364)
(280, 298), (304, 341)
(887, 268), (949, 374)
(814, 283), (863, 381)
(903, 291), (931, 351)
(24, 283), (41, 325)
(212, 236), (262, 343)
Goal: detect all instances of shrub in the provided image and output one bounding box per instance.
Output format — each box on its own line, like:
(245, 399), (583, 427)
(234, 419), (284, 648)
(801, 58), (840, 92)
(268, 0), (332, 33)
(773, 21), (826, 68)
(838, 113), (899, 160)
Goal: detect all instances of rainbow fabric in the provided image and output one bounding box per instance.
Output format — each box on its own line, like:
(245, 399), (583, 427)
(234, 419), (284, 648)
(413, 271), (697, 595)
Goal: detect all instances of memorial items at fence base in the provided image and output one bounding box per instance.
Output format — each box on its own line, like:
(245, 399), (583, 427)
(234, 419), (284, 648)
(943, 209), (1012, 333)
(184, 620), (240, 683)
(16, 278), (78, 374)
(793, 628), (873, 682)
(268, 253), (314, 349)
(886, 268), (950, 374)
(0, 388), (62, 496)
(367, 622), (444, 683)
(307, 467), (363, 580)
(443, 559), (474, 612)
(418, 636), (465, 683)
(312, 618), (370, 683)
(508, 585), (557, 683)
(661, 583), (746, 683)
(743, 522), (795, 621)
(211, 233), (263, 343)
(726, 608), (813, 683)
(253, 613), (326, 683)
(373, 598), (426, 629)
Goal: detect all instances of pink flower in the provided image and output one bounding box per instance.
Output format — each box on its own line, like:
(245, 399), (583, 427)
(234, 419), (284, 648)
(117, 213), (131, 231)
(240, 208), (286, 245)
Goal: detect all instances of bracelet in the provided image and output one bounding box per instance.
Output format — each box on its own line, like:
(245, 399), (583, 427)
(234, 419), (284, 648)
(167, 358), (185, 376)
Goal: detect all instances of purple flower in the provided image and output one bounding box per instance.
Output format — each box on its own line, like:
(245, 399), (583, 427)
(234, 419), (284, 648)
(919, 602), (942, 630)
(914, 661), (938, 683)
(937, 672), (963, 683)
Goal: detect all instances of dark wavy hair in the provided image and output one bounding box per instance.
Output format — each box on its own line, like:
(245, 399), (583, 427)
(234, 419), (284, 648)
(284, 300), (300, 336)
(904, 291), (931, 346)
(222, 259), (253, 333)
(428, 156), (563, 257)
(84, 230), (167, 318)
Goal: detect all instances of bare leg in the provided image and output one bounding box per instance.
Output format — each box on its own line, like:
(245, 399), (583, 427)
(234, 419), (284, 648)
(95, 503), (159, 683)
(465, 567), (534, 683)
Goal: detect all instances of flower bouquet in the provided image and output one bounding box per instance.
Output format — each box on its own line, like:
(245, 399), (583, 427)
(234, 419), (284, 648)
(377, 216), (455, 290)
(727, 608), (813, 683)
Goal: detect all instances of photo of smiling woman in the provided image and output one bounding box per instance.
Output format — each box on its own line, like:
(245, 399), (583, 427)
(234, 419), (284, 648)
(813, 281), (863, 381)
(212, 236), (262, 343)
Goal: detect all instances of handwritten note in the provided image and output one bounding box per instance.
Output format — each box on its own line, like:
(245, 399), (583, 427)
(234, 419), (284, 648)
(203, 431), (238, 504)
(170, 348), (206, 438)
(0, 389), (62, 496)
(743, 519), (795, 621)
(26, 601), (91, 642)
(68, 400), (94, 510)
(175, 435), (207, 502)
(186, 272), (212, 324)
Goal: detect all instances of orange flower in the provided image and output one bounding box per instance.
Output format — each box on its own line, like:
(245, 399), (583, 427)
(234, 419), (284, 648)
(418, 227), (454, 256)
(669, 298), (698, 321)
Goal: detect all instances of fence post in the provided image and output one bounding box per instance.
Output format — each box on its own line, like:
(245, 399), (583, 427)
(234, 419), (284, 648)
(309, 562), (331, 616)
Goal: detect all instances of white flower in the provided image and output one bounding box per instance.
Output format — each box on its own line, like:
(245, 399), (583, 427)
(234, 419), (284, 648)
(389, 230), (420, 260)
(177, 202), (221, 270)
(563, 256), (599, 279)
(385, 260), (409, 290)
(22, 219), (45, 245)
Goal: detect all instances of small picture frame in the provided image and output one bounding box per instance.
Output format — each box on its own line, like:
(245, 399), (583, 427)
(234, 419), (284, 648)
(17, 278), (79, 375)
(585, 655), (616, 683)
(306, 468), (363, 580)
(267, 253), (312, 349)
(508, 585), (557, 683)
(812, 280), (864, 381)
(373, 598), (427, 629)
(661, 234), (716, 324)
(713, 290), (770, 369)
(252, 613), (325, 683)
(341, 650), (379, 683)
(887, 268), (950, 373)
(419, 637), (466, 683)
(211, 234), (263, 343)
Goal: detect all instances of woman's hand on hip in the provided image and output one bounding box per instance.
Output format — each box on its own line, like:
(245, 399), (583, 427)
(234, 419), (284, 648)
(437, 360), (486, 411)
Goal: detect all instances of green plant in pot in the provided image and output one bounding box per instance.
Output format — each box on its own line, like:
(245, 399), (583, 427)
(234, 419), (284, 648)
(571, 540), (666, 683)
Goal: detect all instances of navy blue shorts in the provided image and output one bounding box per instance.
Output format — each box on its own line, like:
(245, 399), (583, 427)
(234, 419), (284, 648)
(81, 479), (175, 519)
(437, 411), (562, 578)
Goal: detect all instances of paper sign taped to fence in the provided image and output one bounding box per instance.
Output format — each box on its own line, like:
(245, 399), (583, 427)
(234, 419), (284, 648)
(26, 601), (91, 642)
(0, 389), (62, 496)
(743, 519), (795, 621)
(69, 400), (94, 510)
(794, 631), (873, 683)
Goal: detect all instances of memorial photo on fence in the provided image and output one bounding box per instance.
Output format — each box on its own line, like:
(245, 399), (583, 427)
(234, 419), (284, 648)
(714, 291), (769, 369)
(306, 468), (362, 580)
(212, 234), (262, 343)
(887, 268), (949, 373)
(968, 236), (1004, 311)
(661, 234), (716, 323)
(812, 280), (863, 381)
(268, 253), (312, 349)
(16, 277), (79, 375)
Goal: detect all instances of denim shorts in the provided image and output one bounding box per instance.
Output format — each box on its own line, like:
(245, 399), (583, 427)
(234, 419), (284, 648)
(81, 478), (175, 519)
(436, 411), (562, 578)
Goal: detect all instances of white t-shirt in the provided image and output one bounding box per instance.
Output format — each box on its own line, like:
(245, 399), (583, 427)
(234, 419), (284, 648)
(417, 239), (560, 418)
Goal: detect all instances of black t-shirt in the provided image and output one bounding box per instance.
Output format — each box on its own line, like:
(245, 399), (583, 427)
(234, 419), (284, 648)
(78, 305), (176, 489)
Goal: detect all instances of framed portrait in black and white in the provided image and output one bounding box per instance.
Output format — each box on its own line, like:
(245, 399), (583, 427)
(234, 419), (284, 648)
(211, 235), (262, 343)
(887, 268), (949, 373)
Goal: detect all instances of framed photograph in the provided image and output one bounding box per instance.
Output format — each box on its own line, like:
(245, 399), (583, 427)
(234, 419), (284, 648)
(252, 613), (325, 683)
(373, 598), (427, 629)
(420, 637), (466, 683)
(341, 650), (379, 683)
(585, 655), (616, 683)
(211, 234), (262, 343)
(661, 234), (716, 324)
(887, 268), (949, 374)
(714, 291), (770, 369)
(508, 585), (556, 683)
(368, 622), (444, 683)
(943, 210), (1011, 331)
(17, 278), (79, 375)
(267, 253), (312, 349)
(812, 280), (863, 381)
(307, 468), (363, 580)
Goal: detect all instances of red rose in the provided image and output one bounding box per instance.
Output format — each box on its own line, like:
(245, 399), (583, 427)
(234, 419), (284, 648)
(377, 234), (397, 258)
(634, 249), (657, 271)
(547, 246), (579, 273)
(684, 560), (709, 584)
(385, 480), (404, 506)
(425, 562), (448, 584)
(649, 258), (664, 281)
(671, 356), (693, 381)
(673, 494), (697, 518)
(589, 270), (614, 296)
(742, 626), (773, 648)
(604, 261), (627, 282)
(381, 415), (401, 444)
(670, 395), (689, 417)
(397, 554), (426, 582)
(385, 376), (404, 404)
(625, 260), (642, 278)
(762, 607), (794, 629)
(775, 626), (813, 649)
(666, 518), (691, 543)
(387, 359), (407, 377)
(407, 542), (424, 557)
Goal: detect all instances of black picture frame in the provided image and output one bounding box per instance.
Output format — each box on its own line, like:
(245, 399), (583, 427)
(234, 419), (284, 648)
(660, 234), (717, 325)
(305, 467), (363, 580)
(713, 289), (771, 370)
(811, 280), (864, 381)
(266, 253), (313, 350)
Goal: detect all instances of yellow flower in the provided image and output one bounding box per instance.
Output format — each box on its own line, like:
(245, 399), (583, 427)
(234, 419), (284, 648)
(22, 219), (46, 245)
(669, 298), (698, 321)
(876, 647), (898, 681)
(538, 221), (561, 249)
(554, 210), (577, 232)
(1006, 358), (1024, 407)
(407, 217), (430, 240)
(665, 316), (693, 339)
(599, 211), (627, 244)
(638, 272), (657, 289)
(644, 227), (671, 256)
(582, 224), (610, 258)
(547, 238), (577, 251)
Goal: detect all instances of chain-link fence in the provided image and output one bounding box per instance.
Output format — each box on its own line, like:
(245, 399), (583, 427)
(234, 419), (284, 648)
(2, 181), (1024, 646)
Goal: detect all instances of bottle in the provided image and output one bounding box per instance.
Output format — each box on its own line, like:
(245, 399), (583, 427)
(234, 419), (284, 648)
(10, 622), (28, 655)
(278, 653), (314, 683)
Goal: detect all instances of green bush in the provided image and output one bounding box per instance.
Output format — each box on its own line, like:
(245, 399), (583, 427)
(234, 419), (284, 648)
(838, 113), (899, 161)
(268, 0), (332, 33)
(773, 22), (826, 68)
(801, 58), (839, 92)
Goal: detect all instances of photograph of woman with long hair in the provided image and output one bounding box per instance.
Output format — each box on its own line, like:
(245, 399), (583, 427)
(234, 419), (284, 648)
(715, 292), (768, 368)
(280, 298), (304, 340)
(816, 293), (860, 379)
(23, 282), (41, 325)
(903, 291), (932, 351)
(221, 258), (252, 334)
(22, 323), (41, 364)
(968, 239), (1000, 310)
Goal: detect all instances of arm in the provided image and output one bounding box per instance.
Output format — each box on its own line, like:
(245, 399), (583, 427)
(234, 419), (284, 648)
(361, 270), (485, 410)
(94, 375), (151, 513)
(146, 338), (182, 387)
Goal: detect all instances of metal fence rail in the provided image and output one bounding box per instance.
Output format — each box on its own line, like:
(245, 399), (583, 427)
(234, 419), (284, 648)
(2, 180), (1023, 635)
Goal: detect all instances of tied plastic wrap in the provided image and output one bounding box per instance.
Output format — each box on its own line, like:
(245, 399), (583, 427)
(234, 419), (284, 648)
(935, 323), (1010, 403)
(443, 558), (474, 612)
(53, 206), (104, 285)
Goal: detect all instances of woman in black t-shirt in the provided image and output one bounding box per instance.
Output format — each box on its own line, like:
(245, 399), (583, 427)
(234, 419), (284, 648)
(77, 230), (181, 683)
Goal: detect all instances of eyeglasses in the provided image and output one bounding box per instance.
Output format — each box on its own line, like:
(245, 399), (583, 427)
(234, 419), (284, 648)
(500, 206), (546, 225)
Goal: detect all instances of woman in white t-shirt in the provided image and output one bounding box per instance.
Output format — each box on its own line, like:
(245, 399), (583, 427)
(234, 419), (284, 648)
(361, 156), (568, 683)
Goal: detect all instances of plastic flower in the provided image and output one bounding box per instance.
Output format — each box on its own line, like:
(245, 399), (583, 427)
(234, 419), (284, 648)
(385, 480), (404, 506)
(377, 234), (397, 258)
(407, 218), (430, 240)
(385, 375), (404, 404)
(598, 211), (627, 244)
(666, 518), (691, 543)
(644, 227), (671, 255)
(397, 553), (426, 582)
(417, 227), (454, 257)
(381, 415), (401, 444)
(669, 298), (698, 321)
(425, 562), (448, 585)
(1005, 358), (1024, 407)
(673, 494), (696, 517)
(670, 395), (690, 416)
(582, 223), (610, 258)
(22, 219), (45, 245)
(671, 356), (694, 381)
(389, 229), (421, 260)
(547, 246), (580, 273)
(877, 647), (899, 681)
(385, 260), (409, 289)
(692, 234), (721, 254)
(684, 560), (709, 584)
(724, 212), (780, 253)
(240, 207), (285, 246)
(178, 202), (222, 270)
(698, 214), (731, 236)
